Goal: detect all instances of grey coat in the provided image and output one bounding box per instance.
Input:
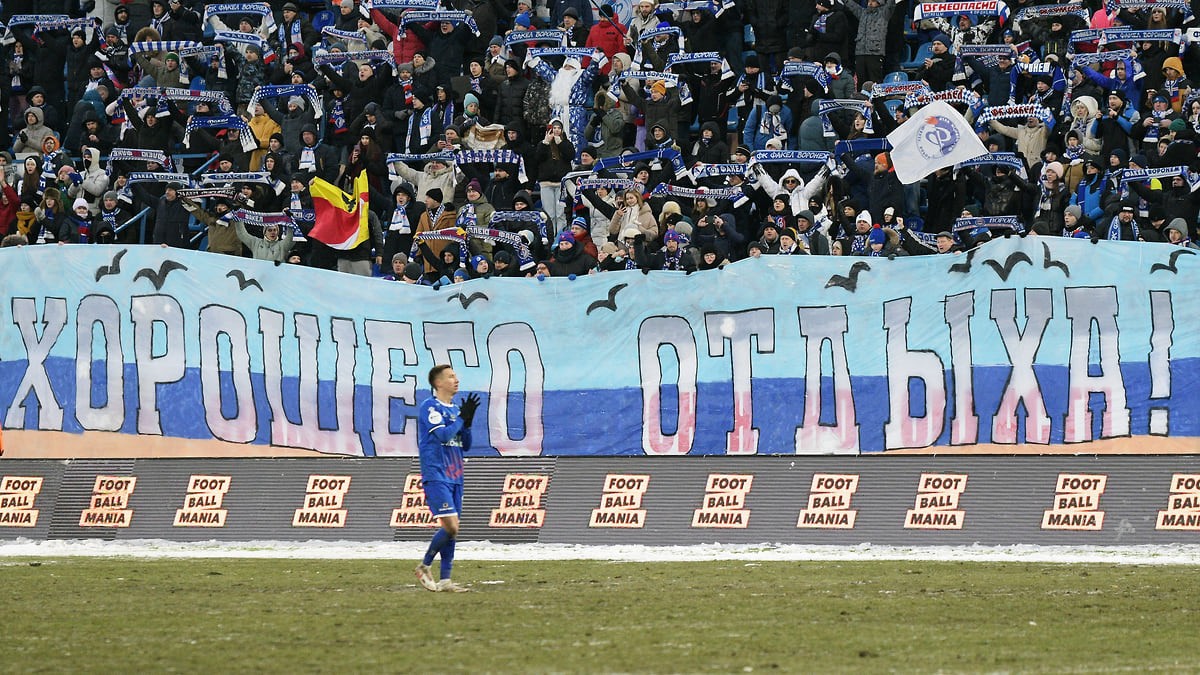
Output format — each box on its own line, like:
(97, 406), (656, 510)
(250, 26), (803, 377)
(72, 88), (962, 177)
(840, 0), (897, 57)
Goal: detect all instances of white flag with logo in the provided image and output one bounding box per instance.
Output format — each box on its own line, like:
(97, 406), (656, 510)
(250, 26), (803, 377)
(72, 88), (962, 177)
(886, 100), (988, 185)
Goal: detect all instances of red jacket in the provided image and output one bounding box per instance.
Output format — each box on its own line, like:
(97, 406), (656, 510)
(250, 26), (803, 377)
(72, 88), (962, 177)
(585, 21), (627, 74)
(372, 9), (427, 65)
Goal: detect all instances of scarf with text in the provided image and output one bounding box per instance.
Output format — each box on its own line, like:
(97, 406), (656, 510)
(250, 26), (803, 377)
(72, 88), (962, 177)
(248, 83), (323, 119)
(1015, 2), (1089, 20)
(489, 210), (549, 241)
(974, 103), (1055, 130)
(504, 29), (566, 47)
(464, 226), (535, 270)
(954, 215), (1023, 233)
(818, 99), (874, 137)
(455, 149), (528, 183)
(399, 11), (480, 35)
(212, 31), (276, 63)
(778, 61), (832, 91)
(957, 152), (1028, 178)
(128, 172), (193, 185)
(184, 113), (257, 152)
(665, 51), (734, 81)
(312, 48), (395, 67)
(106, 148), (173, 174)
(203, 3), (276, 34)
(592, 148), (688, 179)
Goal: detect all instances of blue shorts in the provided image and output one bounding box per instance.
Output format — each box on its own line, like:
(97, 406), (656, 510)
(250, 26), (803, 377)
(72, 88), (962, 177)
(424, 481), (463, 519)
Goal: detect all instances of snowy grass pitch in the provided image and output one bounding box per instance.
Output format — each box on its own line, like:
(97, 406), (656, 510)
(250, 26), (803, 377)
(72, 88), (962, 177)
(2, 541), (1200, 672)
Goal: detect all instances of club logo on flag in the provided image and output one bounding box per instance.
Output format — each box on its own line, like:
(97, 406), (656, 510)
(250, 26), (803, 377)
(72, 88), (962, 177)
(917, 114), (962, 161)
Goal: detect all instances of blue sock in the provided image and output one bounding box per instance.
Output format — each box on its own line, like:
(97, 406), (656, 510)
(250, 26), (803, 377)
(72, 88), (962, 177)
(423, 528), (451, 566)
(439, 538), (456, 579)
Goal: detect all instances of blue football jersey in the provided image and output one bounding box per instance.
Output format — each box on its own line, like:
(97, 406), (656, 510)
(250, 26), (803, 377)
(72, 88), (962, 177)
(417, 396), (471, 485)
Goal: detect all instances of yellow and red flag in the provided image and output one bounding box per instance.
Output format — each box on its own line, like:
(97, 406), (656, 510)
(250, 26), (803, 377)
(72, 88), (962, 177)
(308, 170), (370, 250)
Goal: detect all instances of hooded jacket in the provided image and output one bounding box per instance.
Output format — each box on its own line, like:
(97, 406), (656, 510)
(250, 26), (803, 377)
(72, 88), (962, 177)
(14, 107), (54, 155)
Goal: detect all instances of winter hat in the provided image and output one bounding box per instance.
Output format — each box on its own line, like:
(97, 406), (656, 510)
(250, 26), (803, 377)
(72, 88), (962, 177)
(463, 92), (479, 109)
(744, 53), (760, 69)
(1064, 205), (1082, 220)
(72, 197), (89, 212)
(570, 216), (588, 232)
(340, 0), (353, 8)
(103, 190), (118, 202)
(246, 44), (262, 57)
(282, 2), (300, 11)
(513, 190), (533, 207)
(165, 52), (180, 64)
(453, 269), (470, 281)
(868, 224), (887, 245)
(564, 7), (580, 19)
(1044, 161), (1064, 178)
(1130, 154), (1148, 168)
(426, 188), (443, 203)
(470, 254), (487, 270)
(780, 227), (798, 242)
(621, 227), (640, 240)
(857, 209), (873, 226)
(403, 262), (423, 281)
(931, 33), (951, 48)
(494, 250), (514, 265)
(556, 230), (576, 245)
(734, 145), (752, 159)
(515, 12), (532, 27)
(664, 230), (682, 243)
(466, 178), (482, 193)
(600, 3), (615, 17)
(489, 35), (504, 46)
(1170, 118), (1187, 132)
(650, 80), (667, 96)
(796, 210), (815, 227)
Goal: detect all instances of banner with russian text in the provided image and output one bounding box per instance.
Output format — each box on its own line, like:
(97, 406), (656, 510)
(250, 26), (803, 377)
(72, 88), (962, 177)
(0, 237), (1196, 457)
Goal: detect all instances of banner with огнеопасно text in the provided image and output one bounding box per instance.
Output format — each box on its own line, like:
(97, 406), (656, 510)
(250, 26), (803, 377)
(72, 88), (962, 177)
(0, 237), (1195, 458)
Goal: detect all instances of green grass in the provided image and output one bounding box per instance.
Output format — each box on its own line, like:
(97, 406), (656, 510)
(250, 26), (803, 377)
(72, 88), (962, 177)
(2, 558), (1199, 673)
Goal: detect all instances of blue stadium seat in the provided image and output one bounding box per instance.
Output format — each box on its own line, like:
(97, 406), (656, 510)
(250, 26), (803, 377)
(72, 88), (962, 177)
(884, 99), (903, 119)
(726, 105), (740, 133)
(900, 42), (934, 71)
(312, 10), (335, 32)
(883, 71), (909, 83)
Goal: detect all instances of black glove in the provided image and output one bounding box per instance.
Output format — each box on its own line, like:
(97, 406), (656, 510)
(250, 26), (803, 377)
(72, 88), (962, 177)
(459, 393), (481, 428)
(18, 131), (27, 144)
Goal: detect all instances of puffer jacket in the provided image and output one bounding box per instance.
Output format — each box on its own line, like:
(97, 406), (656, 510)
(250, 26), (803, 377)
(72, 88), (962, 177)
(745, 0), (789, 54)
(622, 81), (681, 135)
(841, 0), (897, 56)
(494, 70), (529, 131)
(391, 160), (459, 203)
(14, 107), (54, 156)
(80, 148), (109, 204)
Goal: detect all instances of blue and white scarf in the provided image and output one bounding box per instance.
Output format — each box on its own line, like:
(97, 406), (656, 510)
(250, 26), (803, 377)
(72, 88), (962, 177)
(248, 83), (323, 119)
(818, 99), (874, 137)
(399, 10), (480, 36)
(455, 150), (528, 183)
(212, 30), (276, 63)
(107, 148), (173, 174)
(321, 26), (368, 46)
(592, 148), (689, 179)
(312, 48), (395, 66)
(690, 163), (749, 178)
(954, 215), (1022, 233)
(650, 184), (741, 200)
(184, 113), (257, 152)
(504, 29), (566, 47)
(129, 172), (193, 185)
(204, 171), (272, 184)
(752, 150), (832, 164)
(778, 61), (832, 91)
(464, 225), (535, 270)
(957, 152), (1028, 179)
(489, 210), (549, 241)
(389, 203), (412, 233)
(665, 51), (734, 81)
(203, 3), (277, 34)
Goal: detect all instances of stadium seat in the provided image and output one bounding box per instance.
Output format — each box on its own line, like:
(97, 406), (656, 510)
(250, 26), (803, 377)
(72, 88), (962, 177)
(883, 71), (909, 83)
(884, 99), (903, 118)
(900, 42), (934, 71)
(312, 10), (335, 32)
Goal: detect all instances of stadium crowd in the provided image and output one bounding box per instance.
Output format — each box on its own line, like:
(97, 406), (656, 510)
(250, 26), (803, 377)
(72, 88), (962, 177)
(1, 0), (1199, 282)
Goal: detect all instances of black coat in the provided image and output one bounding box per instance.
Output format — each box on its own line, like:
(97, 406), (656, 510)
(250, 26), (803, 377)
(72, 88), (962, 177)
(153, 196), (192, 248)
(494, 73), (529, 132)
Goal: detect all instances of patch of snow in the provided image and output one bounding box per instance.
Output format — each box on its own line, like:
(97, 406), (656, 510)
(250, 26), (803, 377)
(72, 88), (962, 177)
(1, 538), (1200, 564)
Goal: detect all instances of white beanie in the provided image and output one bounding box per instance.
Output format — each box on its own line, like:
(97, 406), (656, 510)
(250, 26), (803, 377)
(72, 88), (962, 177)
(73, 197), (90, 212)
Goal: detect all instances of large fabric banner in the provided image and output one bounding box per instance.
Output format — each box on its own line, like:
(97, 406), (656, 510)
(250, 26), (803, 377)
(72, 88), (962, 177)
(0, 237), (1196, 457)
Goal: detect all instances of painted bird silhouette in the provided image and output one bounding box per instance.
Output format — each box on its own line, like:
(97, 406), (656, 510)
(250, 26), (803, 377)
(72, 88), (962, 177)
(132, 260), (188, 290)
(586, 283), (629, 315)
(94, 248), (128, 281)
(1042, 242), (1070, 277)
(981, 251), (1032, 281)
(948, 246), (978, 274)
(447, 292), (488, 308)
(1150, 248), (1196, 274)
(825, 261), (871, 292)
(226, 269), (263, 291)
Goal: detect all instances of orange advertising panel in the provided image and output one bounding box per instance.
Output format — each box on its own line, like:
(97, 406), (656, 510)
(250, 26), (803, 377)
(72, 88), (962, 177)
(174, 475), (231, 527)
(1157, 473), (1200, 530)
(1042, 473), (1106, 530)
(692, 474), (752, 528)
(391, 473), (437, 528)
(0, 476), (43, 527)
(490, 473), (549, 528)
(905, 473), (968, 530)
(798, 473), (859, 529)
(293, 475), (350, 527)
(79, 475), (136, 527)
(590, 474), (649, 528)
